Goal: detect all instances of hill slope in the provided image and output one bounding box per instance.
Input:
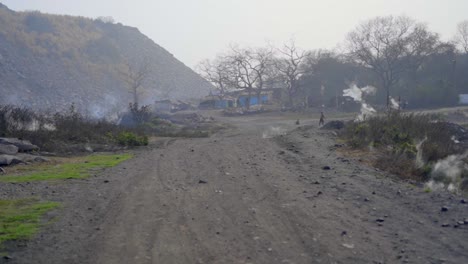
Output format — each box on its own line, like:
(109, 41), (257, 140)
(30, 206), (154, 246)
(0, 3), (212, 115)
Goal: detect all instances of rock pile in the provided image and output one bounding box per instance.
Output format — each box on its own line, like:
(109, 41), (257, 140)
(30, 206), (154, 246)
(0, 137), (45, 166)
(320, 120), (346, 130)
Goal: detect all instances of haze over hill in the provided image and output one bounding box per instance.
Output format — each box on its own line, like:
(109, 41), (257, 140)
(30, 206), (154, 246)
(0, 3), (212, 115)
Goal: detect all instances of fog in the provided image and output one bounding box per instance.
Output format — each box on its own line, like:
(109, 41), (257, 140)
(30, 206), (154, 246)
(3, 0), (468, 67)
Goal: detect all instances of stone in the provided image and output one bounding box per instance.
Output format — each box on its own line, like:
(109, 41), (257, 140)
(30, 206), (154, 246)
(33, 156), (49, 163)
(321, 120), (345, 130)
(198, 180), (207, 184)
(441, 206), (449, 212)
(0, 144), (19, 155)
(0, 155), (23, 166)
(322, 166), (331, 170)
(0, 138), (39, 152)
(376, 218), (385, 223)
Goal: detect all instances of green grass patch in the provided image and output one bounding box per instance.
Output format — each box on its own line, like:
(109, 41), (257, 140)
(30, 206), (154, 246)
(0, 199), (60, 246)
(0, 153), (132, 183)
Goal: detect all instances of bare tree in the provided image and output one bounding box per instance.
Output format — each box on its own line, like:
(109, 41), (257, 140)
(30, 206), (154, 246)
(274, 40), (309, 106)
(454, 20), (468, 54)
(196, 56), (233, 99)
(228, 46), (273, 109)
(346, 16), (439, 107)
(120, 58), (151, 106)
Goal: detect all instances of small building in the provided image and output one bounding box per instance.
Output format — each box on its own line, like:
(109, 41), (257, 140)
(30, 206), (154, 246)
(237, 94), (269, 107)
(459, 94), (468, 105)
(228, 89), (277, 108)
(199, 95), (237, 109)
(154, 100), (174, 112)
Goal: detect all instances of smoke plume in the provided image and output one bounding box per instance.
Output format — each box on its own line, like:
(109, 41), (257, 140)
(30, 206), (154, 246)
(343, 83), (377, 121)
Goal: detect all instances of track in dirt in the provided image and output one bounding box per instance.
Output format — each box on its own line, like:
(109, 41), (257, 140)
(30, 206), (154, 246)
(4, 114), (468, 264)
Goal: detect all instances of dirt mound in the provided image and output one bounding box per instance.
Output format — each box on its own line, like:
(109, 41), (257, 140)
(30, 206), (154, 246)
(320, 120), (345, 130)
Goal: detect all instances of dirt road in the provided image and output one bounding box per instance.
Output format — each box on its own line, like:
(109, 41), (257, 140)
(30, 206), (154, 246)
(5, 114), (468, 264)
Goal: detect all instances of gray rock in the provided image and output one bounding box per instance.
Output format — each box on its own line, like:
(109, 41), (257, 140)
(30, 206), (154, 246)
(0, 144), (19, 155)
(33, 156), (49, 163)
(321, 120), (345, 130)
(0, 138), (39, 152)
(0, 154), (23, 166)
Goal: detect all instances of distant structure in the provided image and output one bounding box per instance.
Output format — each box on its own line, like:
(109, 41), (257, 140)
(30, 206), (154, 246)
(199, 88), (282, 109)
(459, 94), (468, 105)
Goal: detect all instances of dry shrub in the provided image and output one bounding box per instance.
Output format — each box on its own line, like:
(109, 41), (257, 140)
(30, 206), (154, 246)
(0, 104), (145, 153)
(342, 112), (463, 180)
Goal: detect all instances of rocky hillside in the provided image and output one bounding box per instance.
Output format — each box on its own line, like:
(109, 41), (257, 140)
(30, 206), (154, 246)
(0, 3), (212, 116)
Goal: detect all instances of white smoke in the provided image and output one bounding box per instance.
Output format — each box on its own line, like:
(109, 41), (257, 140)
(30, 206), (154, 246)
(431, 151), (467, 181)
(415, 137), (428, 168)
(358, 103), (377, 121)
(389, 97), (400, 110)
(87, 95), (123, 121)
(343, 83), (377, 121)
(427, 151), (468, 193)
(262, 126), (287, 139)
(451, 136), (460, 144)
(424, 180), (445, 192)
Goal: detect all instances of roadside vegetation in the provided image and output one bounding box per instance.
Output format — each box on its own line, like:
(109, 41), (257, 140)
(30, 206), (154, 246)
(0, 104), (148, 153)
(341, 112), (468, 192)
(0, 199), (59, 247)
(0, 104), (221, 156)
(0, 153), (131, 183)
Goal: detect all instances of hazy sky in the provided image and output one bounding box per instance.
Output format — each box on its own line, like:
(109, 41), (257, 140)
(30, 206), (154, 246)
(3, 0), (467, 68)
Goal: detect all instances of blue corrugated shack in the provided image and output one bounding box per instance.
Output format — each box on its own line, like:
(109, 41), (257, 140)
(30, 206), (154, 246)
(237, 94), (269, 107)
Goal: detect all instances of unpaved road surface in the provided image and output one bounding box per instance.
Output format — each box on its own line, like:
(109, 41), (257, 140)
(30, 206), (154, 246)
(3, 114), (468, 264)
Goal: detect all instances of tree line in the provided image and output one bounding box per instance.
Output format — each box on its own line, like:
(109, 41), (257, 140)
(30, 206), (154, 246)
(197, 16), (468, 110)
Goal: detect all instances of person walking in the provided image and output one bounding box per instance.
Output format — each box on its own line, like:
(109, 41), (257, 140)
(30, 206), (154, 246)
(319, 111), (325, 127)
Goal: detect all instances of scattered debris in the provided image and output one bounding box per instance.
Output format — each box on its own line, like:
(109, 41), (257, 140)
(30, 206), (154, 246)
(342, 243), (355, 249)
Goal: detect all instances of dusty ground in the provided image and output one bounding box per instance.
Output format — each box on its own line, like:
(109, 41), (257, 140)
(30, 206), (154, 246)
(1, 112), (468, 264)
